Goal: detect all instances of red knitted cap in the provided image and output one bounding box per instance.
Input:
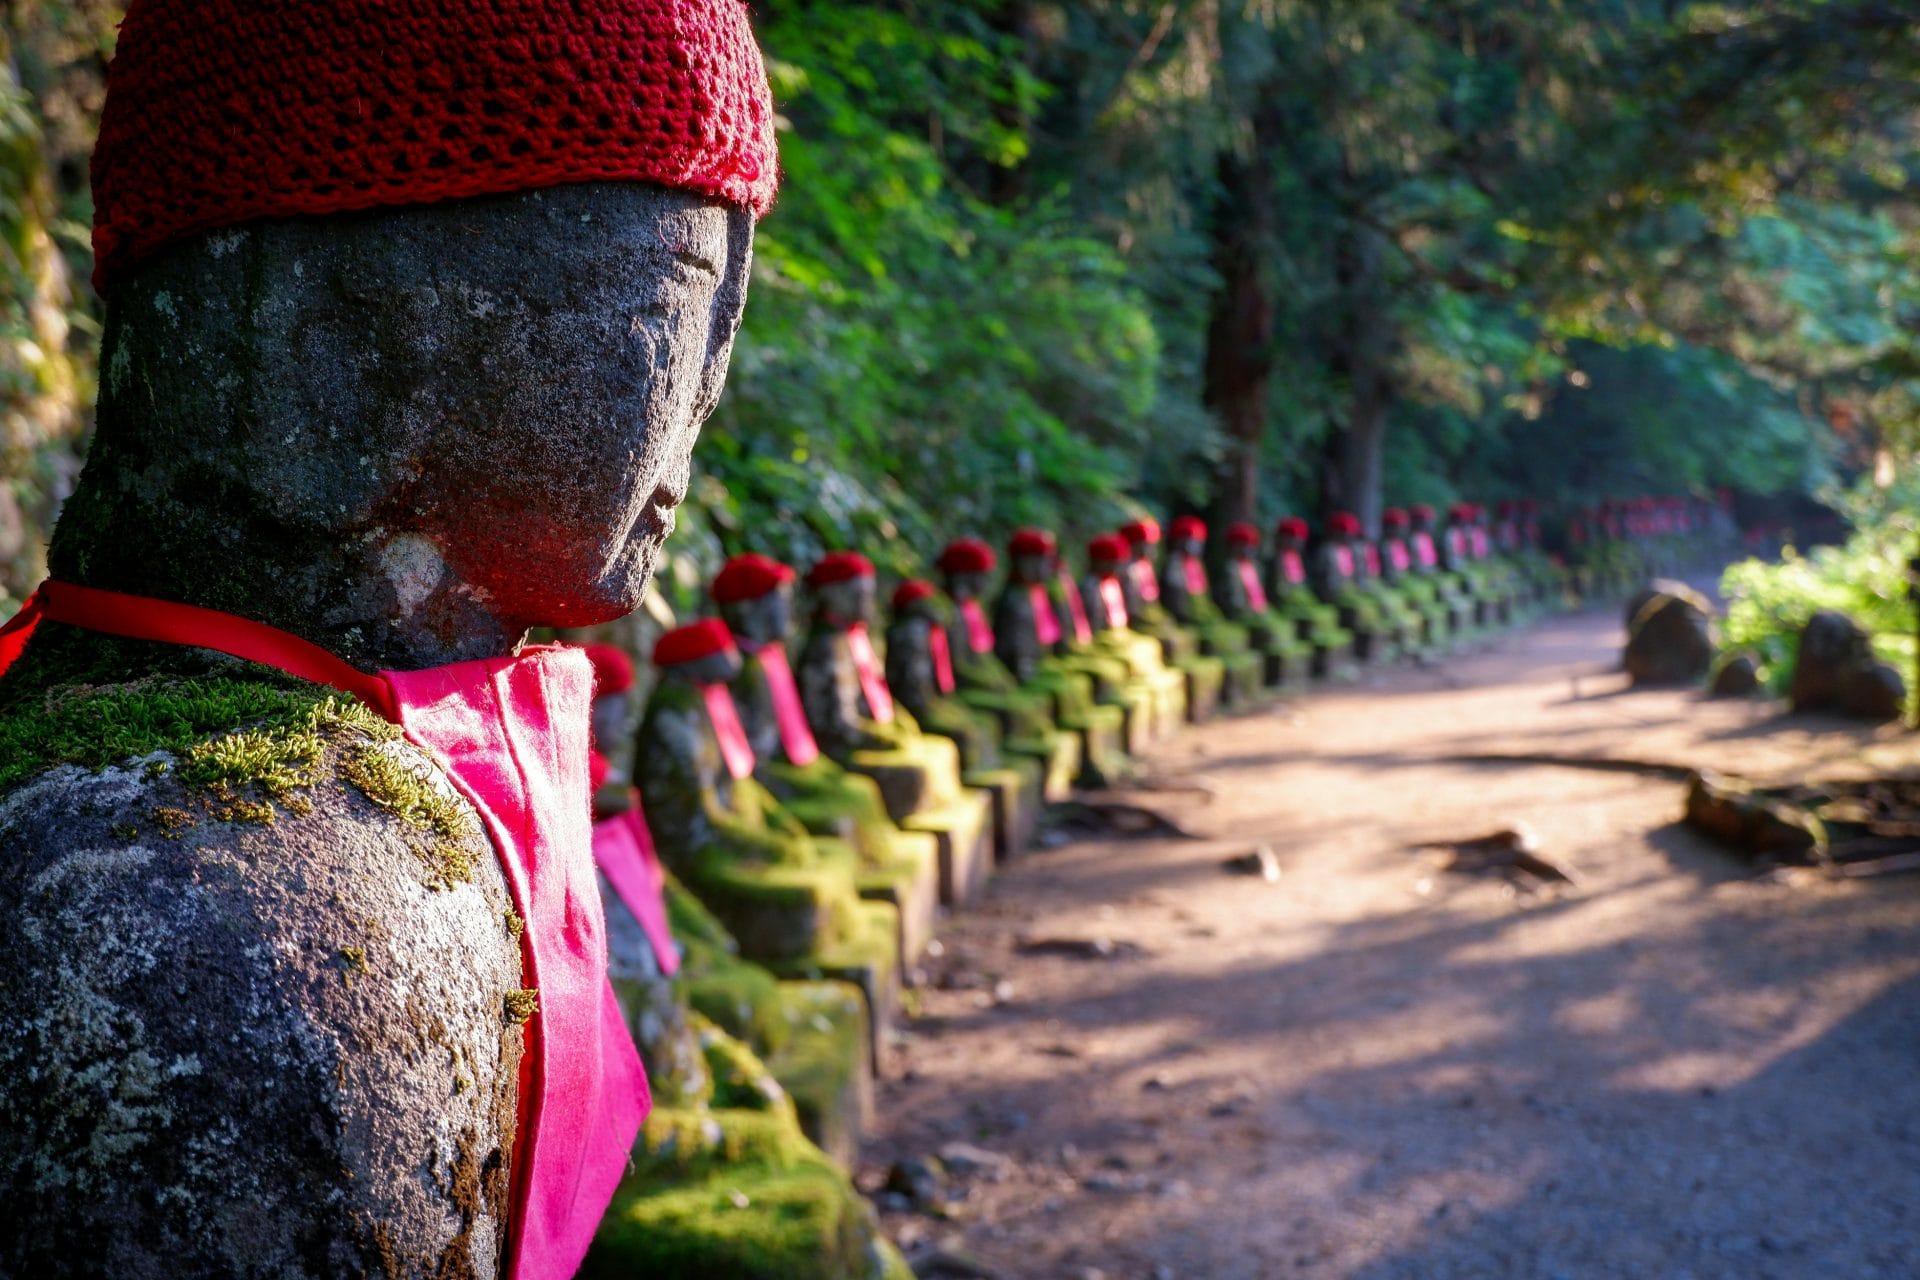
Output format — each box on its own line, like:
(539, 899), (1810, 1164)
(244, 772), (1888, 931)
(711, 552), (795, 604)
(1008, 528), (1057, 559)
(581, 642), (636, 695)
(1382, 508), (1409, 529)
(1275, 517), (1309, 541)
(1169, 515), (1207, 543)
(1225, 522), (1261, 548)
(936, 538), (998, 575)
(652, 617), (736, 667)
(806, 551), (875, 589)
(1088, 533), (1131, 564)
(1121, 518), (1162, 548)
(892, 579), (939, 611)
(1410, 504), (1436, 521)
(1328, 512), (1363, 538)
(91, 0), (779, 292)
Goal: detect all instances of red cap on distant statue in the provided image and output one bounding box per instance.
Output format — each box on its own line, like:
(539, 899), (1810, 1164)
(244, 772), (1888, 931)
(1275, 517), (1309, 541)
(1225, 522), (1261, 548)
(581, 643), (635, 695)
(936, 538), (998, 575)
(1008, 528), (1057, 558)
(1121, 518), (1162, 548)
(652, 618), (738, 667)
(806, 551), (876, 588)
(892, 579), (939, 611)
(1328, 512), (1363, 538)
(711, 553), (796, 605)
(1169, 515), (1207, 543)
(1089, 533), (1132, 565)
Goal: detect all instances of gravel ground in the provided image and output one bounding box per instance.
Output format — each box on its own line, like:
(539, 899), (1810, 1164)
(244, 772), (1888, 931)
(863, 603), (1920, 1280)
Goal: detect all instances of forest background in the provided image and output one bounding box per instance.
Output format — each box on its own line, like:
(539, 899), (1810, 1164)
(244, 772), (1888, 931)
(2, 0), (1917, 618)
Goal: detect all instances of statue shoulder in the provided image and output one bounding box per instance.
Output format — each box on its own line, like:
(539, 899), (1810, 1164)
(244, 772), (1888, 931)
(0, 676), (522, 1279)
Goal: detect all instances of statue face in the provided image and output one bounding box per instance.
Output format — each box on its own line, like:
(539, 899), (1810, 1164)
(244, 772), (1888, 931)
(944, 570), (991, 601)
(721, 583), (794, 647)
(682, 648), (744, 686)
(815, 576), (874, 626)
(103, 182), (755, 633)
(591, 689), (630, 753)
(1011, 553), (1048, 584)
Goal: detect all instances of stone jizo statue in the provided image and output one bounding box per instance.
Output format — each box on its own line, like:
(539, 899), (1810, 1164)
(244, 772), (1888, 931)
(0, 3), (775, 1275)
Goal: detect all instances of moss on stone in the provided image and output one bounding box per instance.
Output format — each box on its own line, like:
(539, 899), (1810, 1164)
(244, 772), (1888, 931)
(339, 738), (479, 889)
(503, 989), (538, 1025)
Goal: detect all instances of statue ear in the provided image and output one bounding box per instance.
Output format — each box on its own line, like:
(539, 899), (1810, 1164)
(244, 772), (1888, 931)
(694, 209), (756, 423)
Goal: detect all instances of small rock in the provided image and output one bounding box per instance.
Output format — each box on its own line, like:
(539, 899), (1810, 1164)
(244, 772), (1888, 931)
(1624, 584), (1716, 685)
(937, 1142), (1013, 1181)
(1790, 611), (1906, 721)
(1709, 653), (1761, 698)
(885, 1156), (949, 1210)
(1221, 843), (1282, 882)
(1017, 936), (1149, 960)
(991, 979), (1015, 1004)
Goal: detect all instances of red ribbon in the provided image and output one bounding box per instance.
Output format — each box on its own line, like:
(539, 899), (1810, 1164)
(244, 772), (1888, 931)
(1447, 528), (1467, 560)
(1333, 546), (1355, 580)
(1280, 550), (1306, 585)
(1098, 576), (1130, 628)
(929, 623), (956, 695)
(755, 642), (819, 768)
(1236, 560), (1269, 612)
(0, 580), (396, 718)
(1058, 573), (1093, 645)
(1029, 583), (1062, 647)
(1387, 541), (1411, 573)
(592, 803), (679, 978)
(1471, 528), (1491, 558)
(1413, 533), (1439, 568)
(846, 623), (895, 725)
(1181, 554), (1207, 598)
(700, 681), (757, 781)
(958, 598), (994, 655)
(1363, 544), (1382, 578)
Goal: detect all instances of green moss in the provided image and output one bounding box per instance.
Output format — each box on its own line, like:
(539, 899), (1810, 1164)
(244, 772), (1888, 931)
(340, 738), (479, 889)
(503, 989), (539, 1025)
(695, 1014), (787, 1114)
(151, 806), (195, 838)
(503, 907), (525, 941)
(340, 945), (368, 987)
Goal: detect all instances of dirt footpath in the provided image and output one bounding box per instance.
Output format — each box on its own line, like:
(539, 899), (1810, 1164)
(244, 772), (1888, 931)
(865, 605), (1920, 1280)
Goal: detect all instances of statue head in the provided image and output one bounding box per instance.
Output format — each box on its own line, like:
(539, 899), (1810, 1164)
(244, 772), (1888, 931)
(1169, 515), (1207, 558)
(652, 619), (744, 689)
(890, 579), (943, 625)
(1409, 505), (1437, 534)
(1225, 522), (1261, 562)
(581, 644), (639, 760)
(1121, 518), (1162, 563)
(1007, 529), (1056, 586)
(55, 0), (779, 669)
(1328, 512), (1364, 546)
(805, 553), (877, 630)
(1274, 517), (1309, 552)
(936, 539), (998, 603)
(1381, 509), (1410, 543)
(713, 554), (799, 650)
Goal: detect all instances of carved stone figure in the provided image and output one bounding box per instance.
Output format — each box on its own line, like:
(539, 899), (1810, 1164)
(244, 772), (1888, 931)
(1212, 522), (1316, 688)
(1311, 513), (1401, 663)
(796, 552), (995, 904)
(1264, 517), (1357, 678)
(1080, 534), (1192, 729)
(712, 553), (940, 964)
(1155, 515), (1272, 705)
(0, 4), (776, 1274)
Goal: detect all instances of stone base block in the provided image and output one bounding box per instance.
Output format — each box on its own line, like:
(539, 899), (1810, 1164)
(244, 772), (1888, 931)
(966, 760), (1041, 862)
(1219, 649), (1268, 711)
(855, 832), (940, 969)
(763, 981), (873, 1165)
(769, 900), (900, 1073)
(902, 789), (995, 907)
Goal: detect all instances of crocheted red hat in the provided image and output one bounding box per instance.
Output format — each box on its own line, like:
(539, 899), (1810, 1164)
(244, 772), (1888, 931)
(711, 552), (795, 604)
(581, 643), (636, 695)
(1088, 533), (1131, 565)
(91, 0), (780, 292)
(1008, 528), (1057, 559)
(1225, 522), (1261, 548)
(1169, 515), (1207, 543)
(1410, 504), (1436, 522)
(1382, 508), (1410, 530)
(1275, 517), (1309, 541)
(806, 551), (875, 589)
(652, 617), (736, 667)
(892, 579), (939, 611)
(936, 538), (998, 575)
(1327, 512), (1363, 538)
(1121, 518), (1162, 548)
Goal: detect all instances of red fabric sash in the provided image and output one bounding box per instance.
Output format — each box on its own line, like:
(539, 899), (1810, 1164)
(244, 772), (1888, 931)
(592, 802), (679, 978)
(1280, 550), (1306, 586)
(846, 623), (895, 724)
(1413, 532), (1439, 568)
(928, 623), (956, 695)
(1097, 576), (1130, 628)
(1332, 546), (1355, 580)
(1134, 558), (1160, 603)
(1387, 540), (1411, 573)
(1057, 573), (1093, 645)
(1470, 528), (1491, 558)
(1363, 545), (1382, 578)
(700, 681), (757, 781)
(1028, 583), (1062, 647)
(1180, 554), (1207, 597)
(1236, 560), (1269, 612)
(958, 598), (994, 655)
(1447, 528), (1467, 559)
(0, 581), (396, 718)
(755, 643), (820, 768)
(0, 580), (641, 1280)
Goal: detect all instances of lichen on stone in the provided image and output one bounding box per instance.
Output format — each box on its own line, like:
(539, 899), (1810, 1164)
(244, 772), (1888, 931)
(339, 738), (480, 890)
(503, 989), (538, 1025)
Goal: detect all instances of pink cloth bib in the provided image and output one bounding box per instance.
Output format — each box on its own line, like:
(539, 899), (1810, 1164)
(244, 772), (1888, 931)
(846, 623), (896, 724)
(1413, 532), (1439, 568)
(1097, 576), (1130, 628)
(1236, 560), (1269, 612)
(1134, 558), (1161, 603)
(1058, 574), (1094, 646)
(1387, 541), (1411, 573)
(1333, 546), (1355, 580)
(1028, 583), (1063, 647)
(1181, 554), (1207, 598)
(957, 598), (995, 656)
(1363, 545), (1382, 578)
(755, 643), (820, 767)
(699, 680), (757, 781)
(928, 623), (956, 695)
(1280, 550), (1306, 586)
(593, 802), (680, 978)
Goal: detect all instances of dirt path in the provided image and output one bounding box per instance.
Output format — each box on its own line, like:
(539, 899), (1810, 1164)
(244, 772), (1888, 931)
(865, 604), (1920, 1280)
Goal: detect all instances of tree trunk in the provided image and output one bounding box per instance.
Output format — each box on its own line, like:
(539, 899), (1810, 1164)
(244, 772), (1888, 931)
(1319, 218), (1393, 534)
(1202, 135), (1277, 530)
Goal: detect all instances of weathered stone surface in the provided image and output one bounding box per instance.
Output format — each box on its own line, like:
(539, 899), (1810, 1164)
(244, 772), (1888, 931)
(1790, 610), (1907, 722)
(1709, 652), (1762, 698)
(1623, 586), (1715, 685)
(0, 722), (522, 1279)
